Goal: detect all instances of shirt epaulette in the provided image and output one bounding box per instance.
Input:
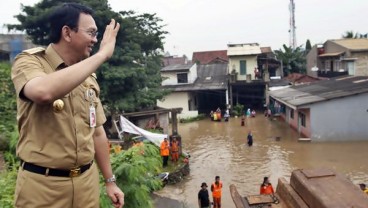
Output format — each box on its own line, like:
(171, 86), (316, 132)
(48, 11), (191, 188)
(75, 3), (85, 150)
(91, 73), (97, 79)
(23, 47), (45, 54)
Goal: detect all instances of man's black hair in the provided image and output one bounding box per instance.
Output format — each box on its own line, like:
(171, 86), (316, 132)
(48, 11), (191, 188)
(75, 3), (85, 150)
(49, 3), (94, 43)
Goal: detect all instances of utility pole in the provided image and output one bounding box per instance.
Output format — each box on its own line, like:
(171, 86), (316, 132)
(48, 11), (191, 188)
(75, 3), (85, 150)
(289, 0), (297, 49)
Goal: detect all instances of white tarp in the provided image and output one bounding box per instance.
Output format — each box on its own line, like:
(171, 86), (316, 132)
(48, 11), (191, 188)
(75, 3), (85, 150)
(119, 116), (168, 147)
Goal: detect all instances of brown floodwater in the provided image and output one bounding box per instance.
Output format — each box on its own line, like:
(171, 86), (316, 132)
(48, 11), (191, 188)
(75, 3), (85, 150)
(155, 114), (368, 208)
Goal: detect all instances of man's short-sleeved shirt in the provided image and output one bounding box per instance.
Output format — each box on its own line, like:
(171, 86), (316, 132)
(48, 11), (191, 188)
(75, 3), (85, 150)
(11, 45), (106, 169)
(198, 189), (210, 207)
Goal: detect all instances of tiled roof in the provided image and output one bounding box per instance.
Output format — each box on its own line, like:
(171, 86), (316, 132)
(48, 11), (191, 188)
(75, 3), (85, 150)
(162, 56), (188, 66)
(269, 76), (368, 108)
(286, 73), (321, 84)
(192, 50), (228, 65)
(331, 39), (368, 51)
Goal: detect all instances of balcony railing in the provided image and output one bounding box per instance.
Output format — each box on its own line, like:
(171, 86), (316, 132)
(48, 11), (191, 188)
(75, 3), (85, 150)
(317, 71), (348, 78)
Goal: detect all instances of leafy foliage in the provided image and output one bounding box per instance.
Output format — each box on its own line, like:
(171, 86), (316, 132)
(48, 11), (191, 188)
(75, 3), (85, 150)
(0, 164), (18, 208)
(305, 39), (312, 55)
(0, 62), (17, 151)
(100, 143), (163, 208)
(342, 31), (368, 39)
(179, 114), (206, 123)
(232, 103), (244, 117)
(274, 44), (306, 75)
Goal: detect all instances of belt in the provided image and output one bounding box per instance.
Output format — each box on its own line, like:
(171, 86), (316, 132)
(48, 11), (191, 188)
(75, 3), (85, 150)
(20, 160), (93, 177)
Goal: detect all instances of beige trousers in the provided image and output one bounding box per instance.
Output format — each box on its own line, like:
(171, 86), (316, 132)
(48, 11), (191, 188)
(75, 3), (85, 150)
(14, 163), (100, 208)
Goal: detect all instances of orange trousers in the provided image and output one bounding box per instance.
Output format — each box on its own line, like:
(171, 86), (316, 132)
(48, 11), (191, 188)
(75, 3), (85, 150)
(213, 197), (221, 208)
(171, 151), (179, 162)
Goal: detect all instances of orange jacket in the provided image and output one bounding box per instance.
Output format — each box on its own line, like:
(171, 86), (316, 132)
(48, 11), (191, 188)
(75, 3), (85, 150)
(260, 184), (274, 195)
(171, 141), (179, 152)
(211, 182), (223, 198)
(160, 141), (170, 156)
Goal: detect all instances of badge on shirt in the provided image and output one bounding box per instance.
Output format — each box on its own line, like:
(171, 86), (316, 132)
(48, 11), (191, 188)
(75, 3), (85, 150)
(53, 99), (64, 112)
(90, 105), (96, 128)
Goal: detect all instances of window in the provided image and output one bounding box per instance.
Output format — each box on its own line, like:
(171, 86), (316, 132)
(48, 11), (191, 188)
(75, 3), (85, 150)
(177, 73), (188, 83)
(298, 112), (306, 127)
(240, 60), (246, 75)
(290, 109), (294, 119)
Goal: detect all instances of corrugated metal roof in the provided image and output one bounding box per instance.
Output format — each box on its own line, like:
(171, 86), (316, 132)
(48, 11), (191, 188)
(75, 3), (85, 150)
(269, 76), (368, 108)
(162, 63), (228, 91)
(161, 64), (193, 72)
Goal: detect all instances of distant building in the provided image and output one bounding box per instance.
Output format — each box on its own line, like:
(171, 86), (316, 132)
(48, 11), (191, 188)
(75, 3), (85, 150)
(306, 39), (368, 78)
(269, 76), (368, 141)
(162, 54), (190, 67)
(0, 34), (38, 62)
(157, 62), (228, 119)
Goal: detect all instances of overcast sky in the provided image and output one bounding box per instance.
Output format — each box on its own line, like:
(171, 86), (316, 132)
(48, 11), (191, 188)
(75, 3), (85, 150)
(2, 0), (368, 58)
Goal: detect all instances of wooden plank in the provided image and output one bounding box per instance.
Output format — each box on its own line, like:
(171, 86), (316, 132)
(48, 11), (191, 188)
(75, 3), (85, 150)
(229, 184), (249, 208)
(290, 168), (368, 208)
(246, 195), (274, 205)
(301, 168), (335, 178)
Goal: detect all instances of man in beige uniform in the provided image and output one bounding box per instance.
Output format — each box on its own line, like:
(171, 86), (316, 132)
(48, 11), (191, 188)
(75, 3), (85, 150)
(11, 3), (124, 208)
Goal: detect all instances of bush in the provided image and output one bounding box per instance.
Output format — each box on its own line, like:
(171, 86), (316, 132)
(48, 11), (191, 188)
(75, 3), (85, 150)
(179, 114), (206, 123)
(100, 143), (163, 208)
(0, 163), (19, 207)
(232, 103), (244, 117)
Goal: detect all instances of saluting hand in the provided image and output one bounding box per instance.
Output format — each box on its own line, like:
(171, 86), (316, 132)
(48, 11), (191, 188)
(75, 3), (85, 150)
(98, 19), (121, 61)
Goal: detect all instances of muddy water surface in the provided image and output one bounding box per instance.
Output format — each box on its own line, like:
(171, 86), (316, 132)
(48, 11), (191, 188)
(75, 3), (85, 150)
(156, 115), (368, 208)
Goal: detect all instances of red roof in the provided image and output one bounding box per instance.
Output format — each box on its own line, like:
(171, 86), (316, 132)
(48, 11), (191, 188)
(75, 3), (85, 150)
(286, 73), (322, 84)
(162, 56), (188, 66)
(192, 50), (228, 65)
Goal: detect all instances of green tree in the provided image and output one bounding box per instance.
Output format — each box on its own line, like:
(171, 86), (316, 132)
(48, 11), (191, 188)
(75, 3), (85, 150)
(274, 44), (306, 75)
(342, 30), (368, 39)
(7, 0), (168, 117)
(305, 39), (312, 55)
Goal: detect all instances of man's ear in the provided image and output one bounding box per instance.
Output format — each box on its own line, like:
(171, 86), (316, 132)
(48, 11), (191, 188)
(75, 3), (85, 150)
(61, 26), (73, 42)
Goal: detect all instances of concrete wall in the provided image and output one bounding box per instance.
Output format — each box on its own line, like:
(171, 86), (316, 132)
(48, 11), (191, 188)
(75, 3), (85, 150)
(228, 55), (258, 80)
(310, 93), (368, 141)
(161, 64), (197, 85)
(157, 92), (198, 119)
(352, 52), (368, 76)
(306, 45), (319, 77)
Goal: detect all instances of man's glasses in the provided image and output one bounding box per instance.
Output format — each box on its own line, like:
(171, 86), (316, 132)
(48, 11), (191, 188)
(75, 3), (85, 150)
(75, 28), (99, 38)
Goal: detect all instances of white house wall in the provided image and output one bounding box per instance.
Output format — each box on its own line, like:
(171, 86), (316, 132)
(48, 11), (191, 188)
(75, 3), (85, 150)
(310, 93), (368, 141)
(157, 92), (198, 119)
(161, 64), (197, 85)
(229, 56), (258, 80)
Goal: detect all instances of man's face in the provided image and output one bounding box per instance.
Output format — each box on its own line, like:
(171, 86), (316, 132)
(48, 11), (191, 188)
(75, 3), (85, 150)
(71, 13), (98, 59)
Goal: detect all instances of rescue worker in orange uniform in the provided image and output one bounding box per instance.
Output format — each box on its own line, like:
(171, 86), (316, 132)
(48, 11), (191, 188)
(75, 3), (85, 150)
(171, 137), (180, 162)
(260, 176), (275, 195)
(160, 138), (170, 167)
(211, 176), (223, 208)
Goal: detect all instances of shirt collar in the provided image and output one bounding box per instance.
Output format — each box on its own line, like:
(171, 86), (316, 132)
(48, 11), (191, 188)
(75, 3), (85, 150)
(45, 44), (66, 70)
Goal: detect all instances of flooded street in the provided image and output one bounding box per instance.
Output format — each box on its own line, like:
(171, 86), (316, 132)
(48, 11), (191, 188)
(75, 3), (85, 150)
(156, 114), (368, 208)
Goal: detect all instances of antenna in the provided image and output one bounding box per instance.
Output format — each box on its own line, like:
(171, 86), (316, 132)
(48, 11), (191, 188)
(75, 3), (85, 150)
(289, 0), (296, 49)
